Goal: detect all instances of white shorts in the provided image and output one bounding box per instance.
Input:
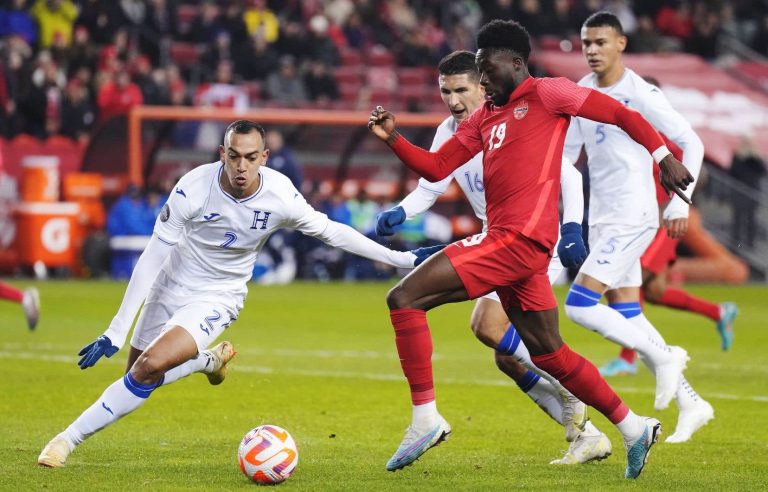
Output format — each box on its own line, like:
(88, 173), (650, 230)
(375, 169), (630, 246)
(579, 224), (657, 289)
(130, 272), (240, 352)
(481, 252), (565, 303)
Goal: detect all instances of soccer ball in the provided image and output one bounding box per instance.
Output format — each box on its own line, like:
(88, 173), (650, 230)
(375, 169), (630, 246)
(237, 424), (298, 484)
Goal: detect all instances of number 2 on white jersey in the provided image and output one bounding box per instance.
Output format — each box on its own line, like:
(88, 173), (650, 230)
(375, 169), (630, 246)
(488, 123), (506, 150)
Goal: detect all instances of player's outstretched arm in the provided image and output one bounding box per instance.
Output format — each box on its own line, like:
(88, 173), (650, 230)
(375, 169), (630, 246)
(368, 106), (474, 182)
(376, 185), (445, 236)
(78, 235), (173, 369)
(576, 90), (694, 204)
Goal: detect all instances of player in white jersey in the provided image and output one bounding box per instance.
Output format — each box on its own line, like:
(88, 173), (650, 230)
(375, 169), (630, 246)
(562, 12), (713, 443)
(375, 51), (610, 464)
(38, 120), (442, 468)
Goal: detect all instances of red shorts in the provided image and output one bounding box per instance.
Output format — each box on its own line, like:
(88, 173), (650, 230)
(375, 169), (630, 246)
(641, 228), (679, 275)
(444, 229), (557, 312)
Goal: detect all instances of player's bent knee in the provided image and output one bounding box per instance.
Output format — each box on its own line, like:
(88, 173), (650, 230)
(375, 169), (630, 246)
(494, 351), (528, 380)
(386, 283), (412, 310)
(131, 352), (168, 385)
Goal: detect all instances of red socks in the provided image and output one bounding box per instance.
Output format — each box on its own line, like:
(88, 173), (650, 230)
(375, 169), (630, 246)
(532, 344), (629, 424)
(658, 288), (721, 321)
(390, 309), (435, 405)
(0, 282), (23, 303)
(620, 347), (637, 364)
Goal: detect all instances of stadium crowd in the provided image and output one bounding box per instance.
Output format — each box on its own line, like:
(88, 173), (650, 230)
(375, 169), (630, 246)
(1, 0), (767, 141)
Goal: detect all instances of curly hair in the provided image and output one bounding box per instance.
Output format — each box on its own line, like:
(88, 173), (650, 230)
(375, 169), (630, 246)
(476, 20), (531, 62)
(438, 51), (479, 79)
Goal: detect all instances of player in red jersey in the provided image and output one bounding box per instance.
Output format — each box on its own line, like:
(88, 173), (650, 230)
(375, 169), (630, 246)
(0, 282), (39, 330)
(603, 137), (738, 377)
(368, 20), (693, 479)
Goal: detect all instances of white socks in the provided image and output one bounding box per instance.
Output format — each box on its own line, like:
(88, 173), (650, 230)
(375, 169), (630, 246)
(412, 400), (438, 429)
(61, 373), (160, 450)
(161, 352), (212, 386)
(615, 409), (645, 445)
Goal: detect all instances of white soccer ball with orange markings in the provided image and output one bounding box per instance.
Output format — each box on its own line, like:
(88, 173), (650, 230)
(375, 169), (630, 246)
(237, 424), (298, 484)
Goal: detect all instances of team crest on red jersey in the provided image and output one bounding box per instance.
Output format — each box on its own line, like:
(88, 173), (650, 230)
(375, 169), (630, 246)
(513, 100), (529, 120)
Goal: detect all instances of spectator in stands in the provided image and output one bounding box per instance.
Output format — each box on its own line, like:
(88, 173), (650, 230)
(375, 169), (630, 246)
(201, 30), (234, 75)
(304, 59), (339, 104)
(106, 184), (155, 237)
(74, 0), (117, 45)
(628, 15), (663, 53)
(142, 0), (177, 65)
(686, 6), (721, 60)
(96, 68), (143, 122)
(132, 55), (168, 105)
(384, 0), (417, 35)
(346, 189), (379, 236)
(234, 31), (277, 81)
(751, 13), (768, 56)
(324, 0), (355, 28)
(730, 135), (766, 247)
(194, 59), (248, 147)
(605, 0), (638, 35)
(264, 55), (308, 107)
(265, 129), (302, 189)
(31, 0), (79, 48)
(0, 61), (14, 137)
(397, 29), (438, 67)
(482, 0), (515, 27)
(27, 52), (66, 137)
(60, 78), (94, 142)
(306, 14), (340, 67)
(0, 0), (38, 46)
(342, 10), (370, 49)
(188, 0), (221, 44)
(243, 0), (279, 44)
(655, 0), (693, 49)
(275, 20), (310, 60)
(65, 25), (97, 76)
(98, 28), (130, 74)
(0, 44), (31, 137)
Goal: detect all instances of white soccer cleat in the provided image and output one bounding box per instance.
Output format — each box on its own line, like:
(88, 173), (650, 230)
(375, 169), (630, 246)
(386, 415), (451, 471)
(665, 399), (714, 443)
(38, 434), (71, 468)
(22, 287), (40, 331)
(204, 341), (236, 385)
(550, 432), (612, 465)
(560, 392), (588, 442)
(654, 346), (689, 410)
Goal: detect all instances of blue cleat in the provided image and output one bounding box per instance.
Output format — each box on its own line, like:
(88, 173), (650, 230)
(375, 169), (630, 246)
(625, 418), (662, 479)
(386, 416), (451, 471)
(716, 302), (738, 351)
(599, 358), (638, 377)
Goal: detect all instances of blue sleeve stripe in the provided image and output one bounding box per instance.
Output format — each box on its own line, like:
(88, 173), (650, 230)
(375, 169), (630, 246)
(516, 370), (541, 393)
(155, 235), (177, 246)
(497, 324), (521, 356)
(609, 302), (642, 319)
(565, 284), (601, 307)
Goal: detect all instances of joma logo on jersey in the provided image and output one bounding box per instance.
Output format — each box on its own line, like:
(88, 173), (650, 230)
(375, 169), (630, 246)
(250, 210), (271, 230)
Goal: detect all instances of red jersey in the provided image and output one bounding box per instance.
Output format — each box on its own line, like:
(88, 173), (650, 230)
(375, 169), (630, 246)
(389, 76), (667, 251)
(453, 77), (591, 249)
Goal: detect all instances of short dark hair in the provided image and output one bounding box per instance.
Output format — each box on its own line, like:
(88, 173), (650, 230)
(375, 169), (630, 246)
(224, 119), (266, 144)
(438, 51), (479, 79)
(476, 20), (531, 62)
(583, 11), (625, 35)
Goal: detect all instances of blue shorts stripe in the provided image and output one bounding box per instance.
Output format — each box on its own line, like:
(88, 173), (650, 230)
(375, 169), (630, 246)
(565, 284), (601, 307)
(609, 302), (642, 319)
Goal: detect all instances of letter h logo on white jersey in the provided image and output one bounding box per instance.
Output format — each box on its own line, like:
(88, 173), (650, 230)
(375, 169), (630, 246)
(250, 211), (271, 230)
(488, 123), (507, 150)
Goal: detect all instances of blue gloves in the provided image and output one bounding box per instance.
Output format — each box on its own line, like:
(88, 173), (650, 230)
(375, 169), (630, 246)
(77, 335), (119, 369)
(411, 244), (447, 267)
(557, 222), (588, 269)
(375, 206), (406, 236)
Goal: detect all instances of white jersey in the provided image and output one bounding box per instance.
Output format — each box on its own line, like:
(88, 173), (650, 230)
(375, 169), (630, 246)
(400, 116), (487, 228)
(563, 68), (703, 227)
(155, 162), (413, 302)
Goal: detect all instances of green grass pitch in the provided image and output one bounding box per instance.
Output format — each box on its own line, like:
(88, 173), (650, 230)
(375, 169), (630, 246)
(0, 280), (766, 490)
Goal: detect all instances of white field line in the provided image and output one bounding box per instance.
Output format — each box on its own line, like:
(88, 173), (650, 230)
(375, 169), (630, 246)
(1, 350), (766, 404)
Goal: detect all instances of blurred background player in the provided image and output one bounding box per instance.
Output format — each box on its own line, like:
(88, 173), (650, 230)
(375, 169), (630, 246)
(38, 120), (441, 468)
(368, 19), (694, 478)
(375, 50), (610, 465)
(0, 281), (39, 330)
(562, 12), (712, 443)
(602, 90), (738, 377)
